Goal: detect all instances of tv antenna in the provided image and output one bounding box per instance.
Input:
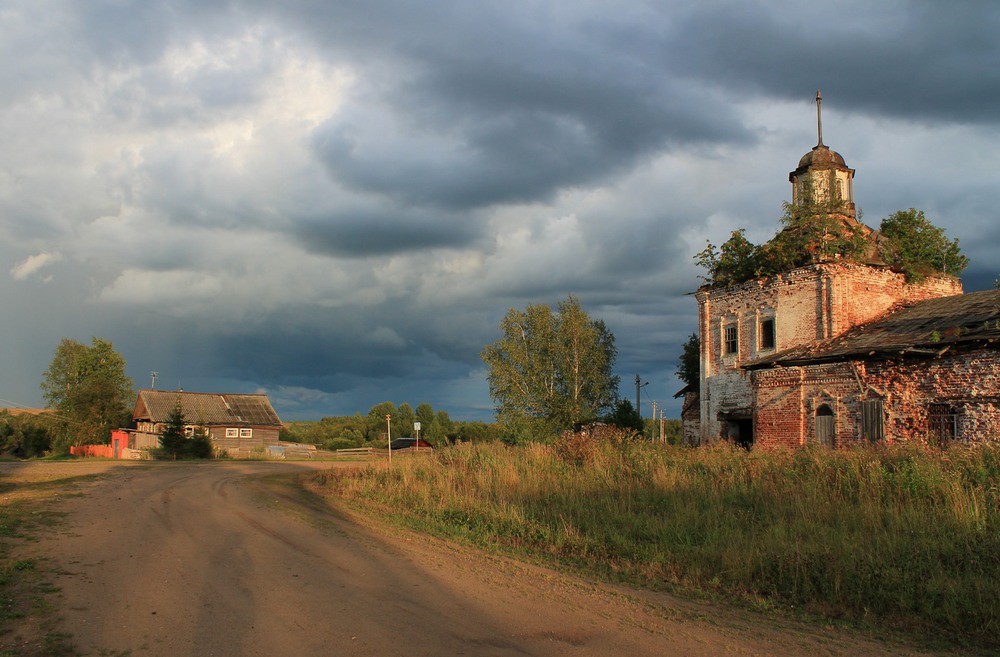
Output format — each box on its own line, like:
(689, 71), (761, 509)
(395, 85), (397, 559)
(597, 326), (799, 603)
(150, 371), (159, 389)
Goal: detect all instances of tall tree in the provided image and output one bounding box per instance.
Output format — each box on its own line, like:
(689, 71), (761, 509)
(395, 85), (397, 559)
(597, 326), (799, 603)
(41, 337), (134, 450)
(366, 402), (397, 442)
(396, 403), (416, 436)
(415, 403), (435, 430)
(427, 409), (453, 444)
(481, 295), (619, 438)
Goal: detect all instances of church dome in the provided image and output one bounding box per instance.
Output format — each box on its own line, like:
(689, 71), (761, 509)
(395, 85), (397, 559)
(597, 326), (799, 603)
(797, 144), (847, 169)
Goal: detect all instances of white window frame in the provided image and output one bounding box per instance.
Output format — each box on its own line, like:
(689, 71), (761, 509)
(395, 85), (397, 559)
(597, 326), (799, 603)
(724, 323), (738, 356)
(239, 428), (253, 438)
(226, 428), (239, 438)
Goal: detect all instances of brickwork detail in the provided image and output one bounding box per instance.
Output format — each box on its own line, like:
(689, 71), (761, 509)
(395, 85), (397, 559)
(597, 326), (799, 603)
(692, 261), (966, 446)
(752, 352), (1000, 447)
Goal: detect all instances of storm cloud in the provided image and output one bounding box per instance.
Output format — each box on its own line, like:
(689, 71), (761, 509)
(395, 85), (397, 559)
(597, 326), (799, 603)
(1, 0), (997, 420)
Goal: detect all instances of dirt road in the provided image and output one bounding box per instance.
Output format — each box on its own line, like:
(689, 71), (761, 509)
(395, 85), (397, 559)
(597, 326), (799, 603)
(23, 461), (949, 657)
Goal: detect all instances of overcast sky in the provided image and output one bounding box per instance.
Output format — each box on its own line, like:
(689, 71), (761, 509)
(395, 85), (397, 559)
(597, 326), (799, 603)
(2, 1), (998, 422)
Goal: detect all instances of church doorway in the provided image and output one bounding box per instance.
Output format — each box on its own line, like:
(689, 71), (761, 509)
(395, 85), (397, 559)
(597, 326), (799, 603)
(724, 415), (754, 450)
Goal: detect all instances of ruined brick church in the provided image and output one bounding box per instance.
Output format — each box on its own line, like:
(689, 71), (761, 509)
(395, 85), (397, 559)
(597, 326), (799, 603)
(683, 93), (1000, 448)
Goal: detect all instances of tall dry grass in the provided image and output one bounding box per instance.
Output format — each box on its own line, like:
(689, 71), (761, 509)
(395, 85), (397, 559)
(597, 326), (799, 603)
(310, 439), (1000, 648)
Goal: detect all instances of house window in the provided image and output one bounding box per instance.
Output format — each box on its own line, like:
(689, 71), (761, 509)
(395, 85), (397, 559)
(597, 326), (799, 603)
(759, 318), (775, 350)
(184, 426), (195, 437)
(860, 400), (884, 443)
(927, 404), (958, 447)
(226, 428), (239, 438)
(239, 428), (253, 438)
(724, 324), (738, 355)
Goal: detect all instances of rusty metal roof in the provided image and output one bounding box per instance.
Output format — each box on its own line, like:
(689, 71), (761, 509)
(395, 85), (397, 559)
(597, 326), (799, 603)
(133, 390), (283, 426)
(745, 289), (1000, 370)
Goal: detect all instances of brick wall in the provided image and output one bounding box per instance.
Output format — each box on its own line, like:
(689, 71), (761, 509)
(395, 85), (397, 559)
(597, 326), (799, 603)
(680, 391), (700, 446)
(752, 349), (1000, 447)
(696, 262), (962, 445)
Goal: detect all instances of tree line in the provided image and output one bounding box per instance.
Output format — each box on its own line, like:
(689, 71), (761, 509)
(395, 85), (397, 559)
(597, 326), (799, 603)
(281, 401), (496, 450)
(4, 294), (685, 457)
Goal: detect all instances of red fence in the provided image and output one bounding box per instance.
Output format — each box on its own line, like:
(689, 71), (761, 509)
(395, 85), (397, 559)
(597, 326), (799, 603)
(69, 444), (115, 458)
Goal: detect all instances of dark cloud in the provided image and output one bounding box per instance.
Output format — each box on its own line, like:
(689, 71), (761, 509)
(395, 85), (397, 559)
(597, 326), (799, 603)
(292, 207), (482, 257)
(1, 1), (997, 423)
(307, 8), (751, 211)
(664, 1), (1000, 123)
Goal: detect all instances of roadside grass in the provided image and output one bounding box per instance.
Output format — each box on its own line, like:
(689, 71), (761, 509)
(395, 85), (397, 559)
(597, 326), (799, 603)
(309, 440), (1000, 652)
(0, 469), (103, 657)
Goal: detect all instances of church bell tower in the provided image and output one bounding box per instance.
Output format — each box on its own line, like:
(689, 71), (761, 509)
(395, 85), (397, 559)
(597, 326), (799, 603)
(788, 91), (857, 222)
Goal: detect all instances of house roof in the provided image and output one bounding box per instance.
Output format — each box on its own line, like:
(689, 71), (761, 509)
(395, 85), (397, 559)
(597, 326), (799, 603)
(133, 390), (283, 427)
(745, 289), (1000, 370)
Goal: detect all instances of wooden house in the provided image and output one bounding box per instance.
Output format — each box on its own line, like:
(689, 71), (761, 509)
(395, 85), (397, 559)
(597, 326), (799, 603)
(131, 389), (284, 452)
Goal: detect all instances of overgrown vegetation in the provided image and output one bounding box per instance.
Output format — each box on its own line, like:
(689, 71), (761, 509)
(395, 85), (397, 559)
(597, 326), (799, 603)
(879, 208), (969, 282)
(696, 202), (966, 287)
(311, 440), (1000, 650)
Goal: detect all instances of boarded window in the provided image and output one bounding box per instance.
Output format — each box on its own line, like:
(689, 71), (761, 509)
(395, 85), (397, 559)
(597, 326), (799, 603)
(927, 404), (957, 447)
(759, 318), (775, 350)
(860, 400), (884, 443)
(724, 324), (738, 355)
(815, 404), (836, 447)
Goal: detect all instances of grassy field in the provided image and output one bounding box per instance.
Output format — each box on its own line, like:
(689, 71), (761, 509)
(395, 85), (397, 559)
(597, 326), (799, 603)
(309, 438), (1000, 651)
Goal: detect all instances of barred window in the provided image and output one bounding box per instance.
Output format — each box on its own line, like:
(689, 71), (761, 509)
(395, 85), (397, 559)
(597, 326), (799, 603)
(927, 404), (957, 447)
(860, 399), (884, 443)
(724, 324), (738, 355)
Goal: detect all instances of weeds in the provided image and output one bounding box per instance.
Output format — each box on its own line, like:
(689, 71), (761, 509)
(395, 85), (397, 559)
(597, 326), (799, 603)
(312, 440), (1000, 650)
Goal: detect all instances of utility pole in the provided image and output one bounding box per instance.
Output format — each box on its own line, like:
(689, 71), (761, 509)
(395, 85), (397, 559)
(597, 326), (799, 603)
(635, 374), (648, 430)
(386, 414), (392, 465)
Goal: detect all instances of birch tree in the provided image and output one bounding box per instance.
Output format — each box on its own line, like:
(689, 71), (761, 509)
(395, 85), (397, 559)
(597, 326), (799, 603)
(481, 295), (619, 439)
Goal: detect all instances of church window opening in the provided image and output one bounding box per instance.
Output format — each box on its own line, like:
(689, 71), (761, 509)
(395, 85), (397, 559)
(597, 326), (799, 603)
(724, 324), (738, 355)
(759, 317), (775, 350)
